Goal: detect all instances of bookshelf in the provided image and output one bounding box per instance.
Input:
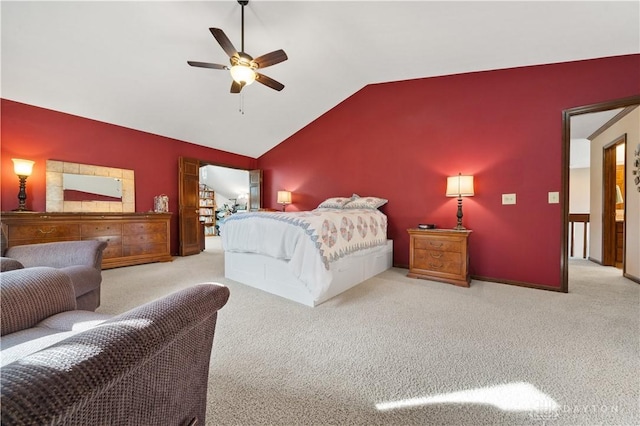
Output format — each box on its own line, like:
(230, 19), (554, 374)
(199, 184), (216, 236)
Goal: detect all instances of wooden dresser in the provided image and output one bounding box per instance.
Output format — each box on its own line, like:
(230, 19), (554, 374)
(407, 228), (472, 287)
(1, 212), (173, 269)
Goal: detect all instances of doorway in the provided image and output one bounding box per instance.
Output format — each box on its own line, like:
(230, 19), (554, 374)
(562, 96), (640, 291)
(199, 164), (251, 250)
(178, 156), (262, 256)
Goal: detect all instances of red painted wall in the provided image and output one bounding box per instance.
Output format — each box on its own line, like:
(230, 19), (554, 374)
(1, 99), (257, 254)
(258, 55), (640, 288)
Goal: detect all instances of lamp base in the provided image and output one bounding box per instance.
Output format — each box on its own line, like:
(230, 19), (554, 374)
(11, 208), (32, 212)
(453, 196), (466, 230)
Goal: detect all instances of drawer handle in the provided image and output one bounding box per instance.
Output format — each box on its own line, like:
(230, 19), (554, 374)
(429, 262), (444, 269)
(430, 252), (443, 259)
(37, 228), (56, 234)
(429, 242), (443, 248)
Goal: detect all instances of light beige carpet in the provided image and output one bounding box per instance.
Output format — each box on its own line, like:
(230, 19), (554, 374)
(99, 247), (640, 426)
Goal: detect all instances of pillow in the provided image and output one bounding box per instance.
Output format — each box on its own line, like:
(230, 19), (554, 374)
(317, 197), (352, 209)
(343, 196), (388, 210)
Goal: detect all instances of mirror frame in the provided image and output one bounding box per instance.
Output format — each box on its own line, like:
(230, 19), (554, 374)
(46, 160), (135, 212)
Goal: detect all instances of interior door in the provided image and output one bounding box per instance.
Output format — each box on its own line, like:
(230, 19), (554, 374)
(178, 157), (202, 256)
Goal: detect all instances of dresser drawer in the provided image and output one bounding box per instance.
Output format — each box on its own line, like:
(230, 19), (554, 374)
(123, 222), (167, 235)
(413, 237), (462, 253)
(122, 243), (167, 257)
(81, 223), (123, 237)
(9, 224), (80, 241)
(122, 233), (167, 245)
(82, 236), (123, 258)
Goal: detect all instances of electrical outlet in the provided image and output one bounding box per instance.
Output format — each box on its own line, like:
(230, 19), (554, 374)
(502, 193), (516, 205)
(548, 192), (559, 204)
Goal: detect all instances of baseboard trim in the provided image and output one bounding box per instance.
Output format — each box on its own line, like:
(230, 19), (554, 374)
(471, 275), (565, 293)
(623, 272), (640, 284)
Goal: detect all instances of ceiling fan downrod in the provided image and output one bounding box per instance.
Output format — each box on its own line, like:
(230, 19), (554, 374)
(238, 0), (248, 53)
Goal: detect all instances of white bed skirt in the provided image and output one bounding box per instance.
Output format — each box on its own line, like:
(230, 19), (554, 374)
(224, 240), (393, 307)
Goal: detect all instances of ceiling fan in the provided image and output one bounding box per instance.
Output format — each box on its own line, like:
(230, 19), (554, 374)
(188, 0), (288, 94)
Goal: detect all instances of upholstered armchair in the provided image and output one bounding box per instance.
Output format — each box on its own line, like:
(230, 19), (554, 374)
(1, 266), (230, 425)
(1, 225), (107, 311)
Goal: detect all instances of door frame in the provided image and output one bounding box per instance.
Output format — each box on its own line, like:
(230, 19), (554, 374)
(602, 135), (626, 267)
(560, 95), (640, 292)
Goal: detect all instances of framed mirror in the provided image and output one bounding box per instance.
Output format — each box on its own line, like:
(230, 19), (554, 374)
(46, 160), (135, 212)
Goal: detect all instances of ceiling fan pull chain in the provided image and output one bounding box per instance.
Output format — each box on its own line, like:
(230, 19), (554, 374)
(239, 92), (245, 115)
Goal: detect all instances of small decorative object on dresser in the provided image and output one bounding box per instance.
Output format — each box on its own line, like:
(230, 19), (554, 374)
(154, 194), (169, 213)
(407, 228), (472, 287)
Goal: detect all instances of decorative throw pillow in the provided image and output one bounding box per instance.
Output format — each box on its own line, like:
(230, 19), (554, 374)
(344, 196), (388, 209)
(317, 197), (352, 209)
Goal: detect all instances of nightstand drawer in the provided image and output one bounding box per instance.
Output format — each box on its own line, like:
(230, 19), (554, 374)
(413, 249), (462, 275)
(413, 237), (462, 253)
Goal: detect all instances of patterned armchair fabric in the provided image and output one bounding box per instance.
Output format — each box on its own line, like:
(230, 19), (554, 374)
(0, 266), (230, 425)
(1, 238), (107, 311)
(1, 267), (77, 336)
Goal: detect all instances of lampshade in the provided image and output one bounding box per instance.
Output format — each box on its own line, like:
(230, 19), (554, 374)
(446, 174), (474, 197)
(230, 65), (256, 85)
(12, 158), (35, 177)
(277, 190), (292, 204)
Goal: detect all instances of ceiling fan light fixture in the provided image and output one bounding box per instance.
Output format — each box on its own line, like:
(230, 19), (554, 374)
(230, 64), (256, 85)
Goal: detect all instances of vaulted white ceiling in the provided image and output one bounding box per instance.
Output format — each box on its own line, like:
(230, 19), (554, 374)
(2, 1), (639, 158)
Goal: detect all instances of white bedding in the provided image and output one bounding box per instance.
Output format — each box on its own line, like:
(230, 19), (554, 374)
(221, 208), (388, 298)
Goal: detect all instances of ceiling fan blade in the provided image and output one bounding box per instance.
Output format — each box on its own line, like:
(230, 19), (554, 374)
(187, 61), (228, 70)
(255, 73), (285, 91)
(230, 80), (244, 94)
(210, 28), (238, 59)
(252, 49), (288, 69)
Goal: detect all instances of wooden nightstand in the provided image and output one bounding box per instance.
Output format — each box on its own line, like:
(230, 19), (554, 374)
(407, 228), (472, 287)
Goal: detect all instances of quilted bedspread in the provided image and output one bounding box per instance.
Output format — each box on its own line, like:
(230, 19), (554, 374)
(221, 208), (388, 296)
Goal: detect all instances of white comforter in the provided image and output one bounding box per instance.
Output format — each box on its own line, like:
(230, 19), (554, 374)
(221, 208), (388, 297)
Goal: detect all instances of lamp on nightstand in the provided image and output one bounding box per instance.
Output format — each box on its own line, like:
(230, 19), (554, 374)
(446, 173), (474, 230)
(277, 190), (292, 211)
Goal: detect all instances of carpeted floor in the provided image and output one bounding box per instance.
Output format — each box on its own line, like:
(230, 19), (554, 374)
(98, 244), (640, 426)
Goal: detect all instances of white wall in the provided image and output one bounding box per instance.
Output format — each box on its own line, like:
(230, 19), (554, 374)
(569, 167), (590, 258)
(590, 107), (640, 280)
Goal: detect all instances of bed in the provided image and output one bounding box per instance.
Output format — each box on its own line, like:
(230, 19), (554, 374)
(221, 202), (393, 306)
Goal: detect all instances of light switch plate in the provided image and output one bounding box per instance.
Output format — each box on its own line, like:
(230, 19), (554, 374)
(502, 193), (516, 205)
(548, 192), (559, 204)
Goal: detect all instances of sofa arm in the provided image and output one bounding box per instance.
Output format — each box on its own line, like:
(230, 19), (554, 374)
(0, 256), (24, 272)
(1, 283), (230, 426)
(1, 267), (77, 336)
(5, 240), (108, 270)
